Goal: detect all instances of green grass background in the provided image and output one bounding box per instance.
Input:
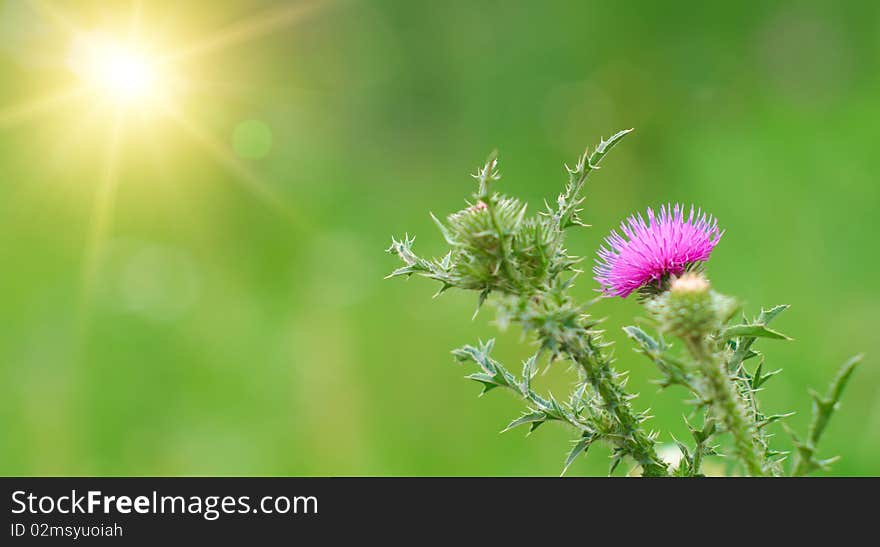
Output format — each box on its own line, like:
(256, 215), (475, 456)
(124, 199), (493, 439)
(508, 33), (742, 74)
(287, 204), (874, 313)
(0, 0), (877, 475)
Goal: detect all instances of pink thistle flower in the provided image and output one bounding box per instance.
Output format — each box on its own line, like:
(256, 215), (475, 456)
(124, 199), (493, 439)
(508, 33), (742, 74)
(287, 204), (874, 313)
(594, 204), (723, 298)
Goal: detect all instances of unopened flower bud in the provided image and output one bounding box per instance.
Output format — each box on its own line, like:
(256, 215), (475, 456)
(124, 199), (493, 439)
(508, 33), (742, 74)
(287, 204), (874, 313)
(648, 272), (718, 338)
(671, 272), (711, 295)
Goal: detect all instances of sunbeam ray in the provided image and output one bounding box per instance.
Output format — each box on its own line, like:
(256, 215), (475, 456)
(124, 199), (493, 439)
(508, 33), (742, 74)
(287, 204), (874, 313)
(126, 0), (144, 41)
(0, 87), (89, 129)
(26, 0), (81, 36)
(165, 1), (323, 64)
(164, 105), (306, 228)
(77, 111), (125, 333)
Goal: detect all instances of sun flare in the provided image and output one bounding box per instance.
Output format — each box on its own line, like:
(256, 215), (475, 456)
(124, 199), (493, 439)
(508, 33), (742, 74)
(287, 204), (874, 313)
(68, 34), (163, 106)
(0, 1), (322, 329)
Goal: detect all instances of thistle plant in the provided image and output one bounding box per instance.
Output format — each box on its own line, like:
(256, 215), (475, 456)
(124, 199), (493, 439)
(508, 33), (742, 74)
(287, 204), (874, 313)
(386, 129), (860, 477)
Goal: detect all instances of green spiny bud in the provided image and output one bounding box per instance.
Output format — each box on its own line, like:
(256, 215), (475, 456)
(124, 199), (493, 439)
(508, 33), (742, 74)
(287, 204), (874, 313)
(647, 272), (721, 338)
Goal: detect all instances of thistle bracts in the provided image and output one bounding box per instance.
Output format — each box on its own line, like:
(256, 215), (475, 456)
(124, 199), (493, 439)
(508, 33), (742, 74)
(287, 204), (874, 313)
(646, 273), (733, 339)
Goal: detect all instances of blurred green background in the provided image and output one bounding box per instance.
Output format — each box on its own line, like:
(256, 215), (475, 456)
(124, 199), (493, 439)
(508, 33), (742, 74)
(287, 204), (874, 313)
(0, 0), (877, 476)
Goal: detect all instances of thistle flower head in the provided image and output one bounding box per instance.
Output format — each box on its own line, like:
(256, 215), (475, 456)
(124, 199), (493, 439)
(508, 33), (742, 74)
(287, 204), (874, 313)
(594, 204), (723, 298)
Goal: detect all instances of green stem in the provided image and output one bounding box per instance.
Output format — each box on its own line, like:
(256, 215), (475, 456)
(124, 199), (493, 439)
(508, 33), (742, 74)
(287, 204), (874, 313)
(555, 128), (633, 230)
(569, 338), (668, 477)
(737, 375), (782, 476)
(791, 355), (861, 476)
(686, 337), (765, 477)
(692, 444), (704, 475)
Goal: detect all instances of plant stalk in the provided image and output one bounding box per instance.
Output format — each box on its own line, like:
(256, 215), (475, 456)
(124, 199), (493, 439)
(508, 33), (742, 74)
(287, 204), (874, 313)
(685, 336), (765, 476)
(569, 337), (668, 477)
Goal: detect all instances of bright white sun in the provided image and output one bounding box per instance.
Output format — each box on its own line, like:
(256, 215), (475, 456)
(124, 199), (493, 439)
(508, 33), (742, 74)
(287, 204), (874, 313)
(94, 49), (155, 100)
(69, 34), (163, 105)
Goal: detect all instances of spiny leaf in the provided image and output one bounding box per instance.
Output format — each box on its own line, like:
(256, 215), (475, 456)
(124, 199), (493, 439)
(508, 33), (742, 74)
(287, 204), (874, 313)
(752, 362), (783, 389)
(722, 324), (791, 341)
(520, 355), (537, 394)
(432, 281), (454, 299)
(502, 411), (547, 434)
(756, 412), (796, 429)
(826, 354), (861, 406)
(570, 382), (588, 411)
(561, 434), (593, 476)
(555, 129), (633, 230)
(672, 435), (691, 462)
(623, 325), (660, 352)
(685, 415), (716, 444)
(528, 421), (546, 435)
(465, 373), (501, 395)
(473, 288), (491, 319)
(608, 455), (624, 476)
(758, 304), (790, 325)
(791, 355), (862, 476)
(430, 212), (456, 245)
